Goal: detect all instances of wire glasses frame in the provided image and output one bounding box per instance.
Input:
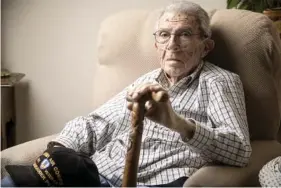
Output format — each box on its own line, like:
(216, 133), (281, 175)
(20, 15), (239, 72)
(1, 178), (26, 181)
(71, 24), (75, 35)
(153, 30), (203, 45)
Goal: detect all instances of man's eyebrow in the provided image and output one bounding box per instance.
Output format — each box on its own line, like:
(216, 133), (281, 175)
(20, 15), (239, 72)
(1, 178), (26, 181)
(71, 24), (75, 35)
(157, 28), (172, 32)
(176, 27), (193, 32)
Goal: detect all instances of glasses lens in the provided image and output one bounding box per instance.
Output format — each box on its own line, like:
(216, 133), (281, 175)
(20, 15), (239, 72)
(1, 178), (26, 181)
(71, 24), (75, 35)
(155, 31), (170, 44)
(179, 31), (193, 44)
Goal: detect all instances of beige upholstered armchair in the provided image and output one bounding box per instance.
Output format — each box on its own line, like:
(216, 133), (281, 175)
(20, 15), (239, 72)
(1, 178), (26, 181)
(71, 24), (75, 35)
(1, 9), (281, 187)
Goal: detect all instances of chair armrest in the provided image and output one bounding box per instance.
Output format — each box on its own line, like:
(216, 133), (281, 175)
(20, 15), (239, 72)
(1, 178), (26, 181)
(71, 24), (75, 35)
(1, 134), (57, 178)
(184, 140), (281, 187)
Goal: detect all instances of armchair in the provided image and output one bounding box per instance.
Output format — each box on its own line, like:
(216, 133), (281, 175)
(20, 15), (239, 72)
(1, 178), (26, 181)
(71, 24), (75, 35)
(1, 9), (281, 187)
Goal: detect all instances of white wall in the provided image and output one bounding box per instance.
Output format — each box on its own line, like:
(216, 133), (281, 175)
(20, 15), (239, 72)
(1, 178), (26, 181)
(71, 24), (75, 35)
(2, 0), (226, 144)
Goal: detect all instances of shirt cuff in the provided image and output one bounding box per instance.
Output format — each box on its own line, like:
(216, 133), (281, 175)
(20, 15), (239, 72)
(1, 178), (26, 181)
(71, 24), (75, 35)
(48, 135), (78, 151)
(182, 118), (215, 151)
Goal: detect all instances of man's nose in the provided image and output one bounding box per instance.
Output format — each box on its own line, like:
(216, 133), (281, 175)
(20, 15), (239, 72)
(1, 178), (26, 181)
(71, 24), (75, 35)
(166, 35), (180, 51)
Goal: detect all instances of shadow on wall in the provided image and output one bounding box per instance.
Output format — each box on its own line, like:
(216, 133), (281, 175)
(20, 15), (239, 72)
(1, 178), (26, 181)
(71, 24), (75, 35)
(14, 81), (31, 145)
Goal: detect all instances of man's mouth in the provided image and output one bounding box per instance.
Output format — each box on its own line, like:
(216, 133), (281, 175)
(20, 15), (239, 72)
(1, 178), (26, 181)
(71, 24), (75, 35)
(166, 58), (182, 62)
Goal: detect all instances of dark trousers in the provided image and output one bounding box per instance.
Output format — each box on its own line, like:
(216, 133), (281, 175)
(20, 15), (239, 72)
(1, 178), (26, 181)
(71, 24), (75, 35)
(150, 177), (188, 187)
(2, 175), (187, 187)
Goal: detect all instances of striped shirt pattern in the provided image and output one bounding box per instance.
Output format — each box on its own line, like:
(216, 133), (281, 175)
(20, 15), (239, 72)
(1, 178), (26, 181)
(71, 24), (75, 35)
(51, 61), (252, 186)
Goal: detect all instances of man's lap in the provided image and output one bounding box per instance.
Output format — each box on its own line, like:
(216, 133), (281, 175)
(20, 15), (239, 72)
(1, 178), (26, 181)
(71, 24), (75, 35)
(2, 175), (187, 187)
(100, 175), (188, 187)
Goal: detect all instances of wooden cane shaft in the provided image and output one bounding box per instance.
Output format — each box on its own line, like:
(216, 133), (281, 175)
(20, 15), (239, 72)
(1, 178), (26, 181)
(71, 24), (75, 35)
(122, 107), (145, 187)
(122, 91), (168, 187)
(122, 93), (148, 187)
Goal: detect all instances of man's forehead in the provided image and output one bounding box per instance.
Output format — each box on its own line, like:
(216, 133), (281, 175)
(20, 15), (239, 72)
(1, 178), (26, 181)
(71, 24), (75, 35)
(159, 12), (197, 23)
(157, 12), (199, 31)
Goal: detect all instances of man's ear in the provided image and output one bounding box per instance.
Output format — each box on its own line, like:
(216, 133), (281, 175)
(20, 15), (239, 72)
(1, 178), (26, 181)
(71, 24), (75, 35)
(202, 38), (215, 58)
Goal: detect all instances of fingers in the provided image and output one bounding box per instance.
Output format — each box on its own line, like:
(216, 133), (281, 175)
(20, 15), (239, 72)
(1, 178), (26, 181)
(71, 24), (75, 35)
(127, 100), (157, 115)
(127, 102), (142, 116)
(127, 102), (140, 112)
(127, 101), (133, 111)
(127, 100), (156, 112)
(144, 100), (156, 116)
(132, 102), (140, 113)
(126, 83), (169, 114)
(151, 90), (169, 102)
(127, 83), (166, 102)
(148, 85), (164, 92)
(126, 95), (134, 102)
(127, 98), (159, 114)
(130, 84), (155, 101)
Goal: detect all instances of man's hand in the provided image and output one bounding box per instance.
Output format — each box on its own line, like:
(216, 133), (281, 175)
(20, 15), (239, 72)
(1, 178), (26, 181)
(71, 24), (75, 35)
(126, 83), (174, 127)
(126, 83), (196, 138)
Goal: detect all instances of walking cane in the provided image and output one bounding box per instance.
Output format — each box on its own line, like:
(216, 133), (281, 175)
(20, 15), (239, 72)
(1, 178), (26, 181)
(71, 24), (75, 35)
(122, 91), (168, 187)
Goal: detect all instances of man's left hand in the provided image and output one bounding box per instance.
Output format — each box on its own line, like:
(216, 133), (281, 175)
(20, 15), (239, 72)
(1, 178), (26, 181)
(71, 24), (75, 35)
(126, 83), (177, 129)
(126, 83), (196, 138)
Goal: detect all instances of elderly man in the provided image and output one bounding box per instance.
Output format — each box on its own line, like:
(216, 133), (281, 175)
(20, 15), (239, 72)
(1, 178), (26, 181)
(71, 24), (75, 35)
(2, 1), (252, 187)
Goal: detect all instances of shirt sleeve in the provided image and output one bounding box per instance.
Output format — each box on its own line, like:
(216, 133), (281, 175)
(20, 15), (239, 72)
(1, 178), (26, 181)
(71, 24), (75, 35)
(48, 70), (157, 155)
(49, 88), (129, 156)
(184, 75), (252, 167)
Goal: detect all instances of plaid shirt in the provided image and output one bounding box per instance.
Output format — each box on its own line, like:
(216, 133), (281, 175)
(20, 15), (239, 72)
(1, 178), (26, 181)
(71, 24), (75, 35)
(51, 61), (252, 186)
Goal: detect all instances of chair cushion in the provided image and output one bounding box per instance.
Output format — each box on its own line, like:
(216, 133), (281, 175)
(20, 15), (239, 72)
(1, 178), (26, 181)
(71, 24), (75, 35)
(93, 10), (159, 107)
(95, 9), (281, 140)
(206, 9), (281, 140)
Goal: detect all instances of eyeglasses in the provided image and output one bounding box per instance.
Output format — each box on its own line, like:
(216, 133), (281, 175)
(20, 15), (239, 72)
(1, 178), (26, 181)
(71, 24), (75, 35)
(153, 30), (201, 45)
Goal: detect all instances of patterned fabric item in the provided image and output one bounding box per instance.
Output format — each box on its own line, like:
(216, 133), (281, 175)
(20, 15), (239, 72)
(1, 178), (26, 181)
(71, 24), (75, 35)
(259, 156), (281, 187)
(50, 61), (252, 186)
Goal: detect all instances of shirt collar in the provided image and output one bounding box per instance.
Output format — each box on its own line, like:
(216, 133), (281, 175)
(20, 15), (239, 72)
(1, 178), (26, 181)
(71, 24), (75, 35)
(155, 61), (205, 89)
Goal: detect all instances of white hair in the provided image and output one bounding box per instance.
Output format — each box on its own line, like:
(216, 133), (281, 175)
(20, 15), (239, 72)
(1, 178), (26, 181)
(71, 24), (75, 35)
(155, 1), (211, 38)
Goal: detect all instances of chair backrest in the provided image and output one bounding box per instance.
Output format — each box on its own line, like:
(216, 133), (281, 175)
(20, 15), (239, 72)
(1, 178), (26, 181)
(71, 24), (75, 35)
(94, 9), (281, 140)
(205, 9), (281, 140)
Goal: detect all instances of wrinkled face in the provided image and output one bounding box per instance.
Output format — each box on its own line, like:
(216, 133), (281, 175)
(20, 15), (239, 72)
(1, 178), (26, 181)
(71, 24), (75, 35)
(155, 12), (206, 78)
